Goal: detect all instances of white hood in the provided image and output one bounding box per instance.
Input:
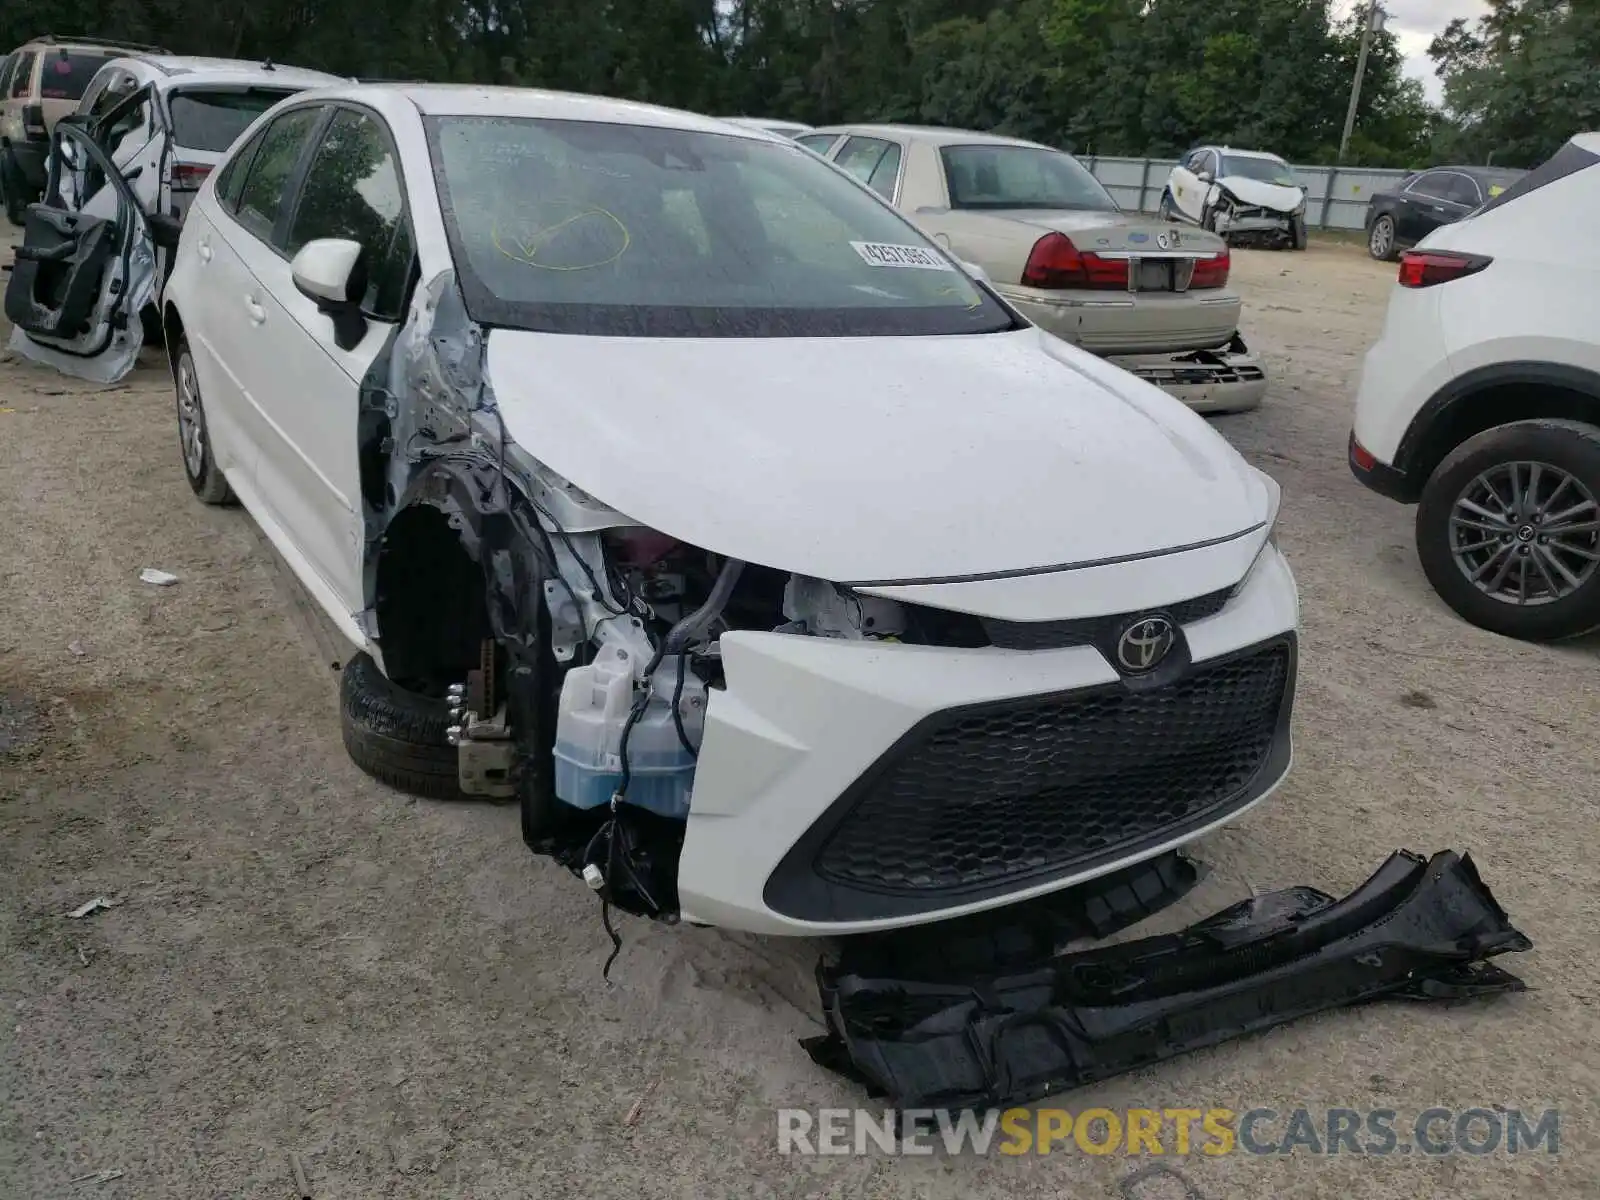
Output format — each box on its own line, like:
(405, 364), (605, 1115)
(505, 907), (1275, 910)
(1217, 176), (1304, 213)
(486, 326), (1270, 584)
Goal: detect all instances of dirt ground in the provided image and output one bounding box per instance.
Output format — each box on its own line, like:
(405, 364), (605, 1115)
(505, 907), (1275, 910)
(2, 225), (1598, 1200)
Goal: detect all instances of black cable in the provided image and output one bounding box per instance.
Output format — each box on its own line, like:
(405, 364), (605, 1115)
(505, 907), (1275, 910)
(671, 652), (697, 759)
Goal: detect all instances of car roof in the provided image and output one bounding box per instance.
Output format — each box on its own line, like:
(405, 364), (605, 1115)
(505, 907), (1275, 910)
(1419, 164), (1529, 179)
(807, 123), (1056, 151)
(1213, 147), (1289, 161)
(107, 54), (346, 88)
(315, 83), (783, 137)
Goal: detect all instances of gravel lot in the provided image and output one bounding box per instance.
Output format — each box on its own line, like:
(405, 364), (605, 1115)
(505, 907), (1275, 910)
(3, 224), (1597, 1199)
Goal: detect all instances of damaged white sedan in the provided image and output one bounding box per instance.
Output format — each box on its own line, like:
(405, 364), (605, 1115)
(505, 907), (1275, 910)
(61, 83), (1299, 936)
(1162, 146), (1309, 250)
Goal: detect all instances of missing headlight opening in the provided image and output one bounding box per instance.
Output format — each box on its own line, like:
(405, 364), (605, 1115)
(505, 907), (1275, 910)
(355, 270), (1004, 957)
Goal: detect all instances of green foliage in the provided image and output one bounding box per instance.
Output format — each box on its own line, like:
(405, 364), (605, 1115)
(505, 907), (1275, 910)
(1429, 0), (1600, 168)
(5, 0), (1562, 171)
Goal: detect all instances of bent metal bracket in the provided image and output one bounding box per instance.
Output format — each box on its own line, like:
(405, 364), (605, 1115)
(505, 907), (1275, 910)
(805, 850), (1532, 1112)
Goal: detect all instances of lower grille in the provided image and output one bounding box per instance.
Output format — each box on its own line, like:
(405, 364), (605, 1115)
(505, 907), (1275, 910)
(804, 639), (1292, 903)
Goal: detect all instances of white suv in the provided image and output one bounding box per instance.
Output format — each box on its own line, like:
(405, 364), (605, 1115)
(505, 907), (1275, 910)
(1350, 133), (1600, 641)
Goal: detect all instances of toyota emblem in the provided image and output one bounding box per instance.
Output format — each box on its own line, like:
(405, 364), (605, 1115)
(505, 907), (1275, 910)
(1116, 616), (1176, 673)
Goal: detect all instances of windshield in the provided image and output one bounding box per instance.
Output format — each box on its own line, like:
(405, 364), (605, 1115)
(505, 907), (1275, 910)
(39, 50), (112, 100)
(1220, 155), (1298, 187)
(425, 116), (1012, 338)
(940, 144), (1117, 212)
(169, 88), (301, 152)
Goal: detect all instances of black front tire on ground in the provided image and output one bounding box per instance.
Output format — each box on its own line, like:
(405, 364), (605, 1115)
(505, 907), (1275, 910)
(1416, 419), (1600, 641)
(1290, 215), (1308, 250)
(173, 337), (235, 505)
(1158, 191), (1175, 221)
(340, 653), (466, 800)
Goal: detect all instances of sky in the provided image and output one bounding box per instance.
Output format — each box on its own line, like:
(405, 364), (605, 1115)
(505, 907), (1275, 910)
(1332, 0), (1488, 104)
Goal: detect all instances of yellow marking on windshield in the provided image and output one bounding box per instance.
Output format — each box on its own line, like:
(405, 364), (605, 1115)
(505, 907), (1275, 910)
(491, 204), (632, 271)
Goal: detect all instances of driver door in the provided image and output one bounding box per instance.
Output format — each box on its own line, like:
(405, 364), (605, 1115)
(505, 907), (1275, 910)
(3, 123), (157, 384)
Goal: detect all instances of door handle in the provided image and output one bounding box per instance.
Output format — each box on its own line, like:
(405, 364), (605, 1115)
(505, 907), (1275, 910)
(244, 296), (266, 325)
(197, 237), (212, 263)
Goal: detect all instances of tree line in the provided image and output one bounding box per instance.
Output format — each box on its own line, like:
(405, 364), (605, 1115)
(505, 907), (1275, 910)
(5, 0), (1593, 170)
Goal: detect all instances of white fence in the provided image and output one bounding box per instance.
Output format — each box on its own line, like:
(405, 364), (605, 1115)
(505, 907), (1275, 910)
(1079, 155), (1412, 231)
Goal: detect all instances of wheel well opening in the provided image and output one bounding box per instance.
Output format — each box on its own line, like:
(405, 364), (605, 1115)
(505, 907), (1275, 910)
(1413, 384), (1600, 486)
(373, 504), (492, 696)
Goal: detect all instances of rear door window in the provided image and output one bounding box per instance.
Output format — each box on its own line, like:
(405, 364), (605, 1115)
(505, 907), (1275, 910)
(233, 106), (324, 244)
(1442, 174), (1482, 208)
(169, 88), (299, 153)
(8, 51), (36, 98)
(38, 50), (112, 100)
(795, 132), (839, 156)
(834, 136), (894, 188)
(1408, 172), (1450, 201)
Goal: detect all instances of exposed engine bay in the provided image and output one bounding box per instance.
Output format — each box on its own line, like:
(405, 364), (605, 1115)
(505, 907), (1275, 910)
(1210, 190), (1307, 249)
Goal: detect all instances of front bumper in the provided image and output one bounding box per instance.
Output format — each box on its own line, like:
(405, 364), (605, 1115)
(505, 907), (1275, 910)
(676, 543), (1299, 935)
(1108, 333), (1267, 414)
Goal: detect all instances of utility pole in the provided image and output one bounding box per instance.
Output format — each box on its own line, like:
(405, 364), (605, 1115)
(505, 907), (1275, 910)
(1338, 2), (1387, 163)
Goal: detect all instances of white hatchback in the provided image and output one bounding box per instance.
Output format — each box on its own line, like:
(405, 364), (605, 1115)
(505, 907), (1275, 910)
(9, 84), (1299, 935)
(1350, 133), (1600, 641)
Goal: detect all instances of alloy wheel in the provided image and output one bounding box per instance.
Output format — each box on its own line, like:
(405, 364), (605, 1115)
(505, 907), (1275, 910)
(1449, 460), (1600, 606)
(177, 354), (207, 479)
(1369, 217), (1394, 259)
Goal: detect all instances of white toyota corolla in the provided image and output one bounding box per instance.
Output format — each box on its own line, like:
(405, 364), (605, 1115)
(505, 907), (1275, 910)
(7, 83), (1299, 936)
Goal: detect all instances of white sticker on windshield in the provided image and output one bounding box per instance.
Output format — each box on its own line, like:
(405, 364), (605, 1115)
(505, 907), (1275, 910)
(850, 241), (955, 271)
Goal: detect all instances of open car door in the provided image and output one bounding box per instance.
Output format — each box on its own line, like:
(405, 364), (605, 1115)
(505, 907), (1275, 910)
(3, 122), (158, 384)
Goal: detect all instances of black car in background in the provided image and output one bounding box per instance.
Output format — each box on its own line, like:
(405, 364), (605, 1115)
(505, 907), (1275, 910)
(1363, 165), (1527, 261)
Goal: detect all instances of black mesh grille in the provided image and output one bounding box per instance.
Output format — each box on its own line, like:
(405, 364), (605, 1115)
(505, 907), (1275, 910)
(811, 640), (1290, 897)
(981, 587), (1233, 652)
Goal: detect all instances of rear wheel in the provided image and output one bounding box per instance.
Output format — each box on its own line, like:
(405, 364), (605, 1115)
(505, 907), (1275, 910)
(1416, 420), (1600, 641)
(174, 339), (234, 505)
(0, 153), (27, 226)
(1368, 214), (1397, 261)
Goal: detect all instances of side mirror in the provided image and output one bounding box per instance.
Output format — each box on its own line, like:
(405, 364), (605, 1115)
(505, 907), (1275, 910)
(1196, 170), (1213, 183)
(291, 237), (367, 351)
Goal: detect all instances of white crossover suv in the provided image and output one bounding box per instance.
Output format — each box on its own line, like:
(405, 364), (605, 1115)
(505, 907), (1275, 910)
(1350, 133), (1600, 642)
(5, 84), (1300, 935)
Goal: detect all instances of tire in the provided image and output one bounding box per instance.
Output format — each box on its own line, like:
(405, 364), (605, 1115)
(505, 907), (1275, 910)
(1289, 215), (1308, 251)
(173, 338), (235, 505)
(140, 305), (163, 348)
(1157, 191), (1175, 221)
(1368, 214), (1397, 261)
(0, 155), (26, 226)
(1416, 419), (1600, 641)
(340, 652), (466, 800)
